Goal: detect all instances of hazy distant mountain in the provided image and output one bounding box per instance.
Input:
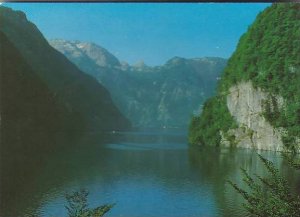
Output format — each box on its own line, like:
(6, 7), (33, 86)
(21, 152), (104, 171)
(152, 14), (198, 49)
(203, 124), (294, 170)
(50, 39), (227, 128)
(50, 39), (122, 69)
(0, 6), (131, 131)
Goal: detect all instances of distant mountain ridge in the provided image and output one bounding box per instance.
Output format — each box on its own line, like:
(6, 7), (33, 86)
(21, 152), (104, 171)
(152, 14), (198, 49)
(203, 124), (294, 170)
(0, 6), (131, 131)
(50, 39), (227, 128)
(50, 39), (122, 69)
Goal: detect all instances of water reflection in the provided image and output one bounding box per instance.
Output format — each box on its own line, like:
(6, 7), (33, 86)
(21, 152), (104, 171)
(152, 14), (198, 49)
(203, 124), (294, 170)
(188, 146), (300, 217)
(0, 130), (85, 217)
(1, 130), (300, 217)
(39, 131), (217, 217)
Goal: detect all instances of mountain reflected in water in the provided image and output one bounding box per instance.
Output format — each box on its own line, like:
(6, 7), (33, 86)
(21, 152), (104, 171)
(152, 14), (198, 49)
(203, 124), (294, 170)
(1, 130), (300, 217)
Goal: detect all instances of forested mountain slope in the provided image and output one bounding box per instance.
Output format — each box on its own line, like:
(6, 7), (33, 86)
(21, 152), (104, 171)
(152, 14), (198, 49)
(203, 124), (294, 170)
(189, 3), (300, 152)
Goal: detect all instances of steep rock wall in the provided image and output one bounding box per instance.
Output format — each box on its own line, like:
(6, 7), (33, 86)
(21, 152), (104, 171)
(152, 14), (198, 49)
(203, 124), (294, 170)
(220, 81), (288, 152)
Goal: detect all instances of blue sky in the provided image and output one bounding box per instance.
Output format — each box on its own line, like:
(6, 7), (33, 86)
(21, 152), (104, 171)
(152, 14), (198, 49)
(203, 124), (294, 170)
(5, 3), (270, 66)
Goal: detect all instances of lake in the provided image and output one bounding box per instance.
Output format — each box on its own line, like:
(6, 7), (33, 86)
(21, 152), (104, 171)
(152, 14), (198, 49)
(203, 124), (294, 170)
(1, 129), (300, 217)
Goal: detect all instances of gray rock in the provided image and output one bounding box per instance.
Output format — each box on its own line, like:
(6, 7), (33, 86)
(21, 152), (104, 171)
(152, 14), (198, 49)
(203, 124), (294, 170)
(221, 81), (299, 152)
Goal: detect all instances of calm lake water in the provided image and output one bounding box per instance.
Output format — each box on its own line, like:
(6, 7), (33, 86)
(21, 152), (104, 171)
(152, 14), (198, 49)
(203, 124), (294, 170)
(1, 130), (300, 217)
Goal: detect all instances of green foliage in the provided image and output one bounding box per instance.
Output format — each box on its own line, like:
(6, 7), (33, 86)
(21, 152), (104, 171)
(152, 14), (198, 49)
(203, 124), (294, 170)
(282, 153), (300, 170)
(219, 3), (300, 149)
(228, 154), (300, 217)
(189, 3), (300, 149)
(65, 189), (114, 217)
(188, 96), (237, 146)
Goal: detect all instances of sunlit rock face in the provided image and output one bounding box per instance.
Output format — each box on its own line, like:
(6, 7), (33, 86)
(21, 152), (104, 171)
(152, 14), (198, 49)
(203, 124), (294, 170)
(50, 39), (121, 68)
(221, 81), (287, 152)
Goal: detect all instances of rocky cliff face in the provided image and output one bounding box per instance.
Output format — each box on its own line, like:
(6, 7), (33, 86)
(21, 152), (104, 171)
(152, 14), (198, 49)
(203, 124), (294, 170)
(220, 81), (288, 151)
(188, 4), (300, 152)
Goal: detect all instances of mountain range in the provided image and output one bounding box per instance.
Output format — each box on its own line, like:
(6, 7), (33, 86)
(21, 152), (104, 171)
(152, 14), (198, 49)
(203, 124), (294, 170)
(0, 6), (131, 133)
(50, 39), (227, 128)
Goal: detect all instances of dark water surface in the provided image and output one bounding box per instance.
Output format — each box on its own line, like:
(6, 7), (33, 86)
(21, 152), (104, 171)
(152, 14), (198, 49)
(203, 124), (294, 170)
(1, 130), (300, 217)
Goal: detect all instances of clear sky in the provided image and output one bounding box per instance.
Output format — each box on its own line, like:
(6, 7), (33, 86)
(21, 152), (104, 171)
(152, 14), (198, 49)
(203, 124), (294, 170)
(4, 3), (270, 66)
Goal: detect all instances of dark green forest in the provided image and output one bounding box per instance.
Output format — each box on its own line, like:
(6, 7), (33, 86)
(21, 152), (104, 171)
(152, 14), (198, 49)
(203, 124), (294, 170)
(189, 3), (300, 151)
